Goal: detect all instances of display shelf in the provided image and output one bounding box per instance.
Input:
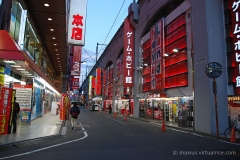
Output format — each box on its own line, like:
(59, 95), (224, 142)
(15, 88), (32, 110)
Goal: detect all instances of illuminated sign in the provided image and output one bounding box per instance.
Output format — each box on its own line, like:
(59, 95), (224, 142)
(95, 68), (102, 95)
(88, 76), (92, 99)
(231, 0), (240, 90)
(150, 19), (164, 90)
(123, 18), (134, 87)
(67, 0), (87, 45)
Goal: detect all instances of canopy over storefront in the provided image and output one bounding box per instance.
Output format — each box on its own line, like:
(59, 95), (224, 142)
(0, 30), (25, 60)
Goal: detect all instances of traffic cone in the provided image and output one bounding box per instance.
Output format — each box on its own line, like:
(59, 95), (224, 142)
(161, 118), (166, 132)
(230, 127), (236, 143)
(124, 114), (127, 121)
(113, 112), (117, 118)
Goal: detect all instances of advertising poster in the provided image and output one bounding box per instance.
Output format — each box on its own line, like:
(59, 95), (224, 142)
(0, 87), (12, 134)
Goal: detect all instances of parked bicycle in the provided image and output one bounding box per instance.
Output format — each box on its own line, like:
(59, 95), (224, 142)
(224, 118), (240, 142)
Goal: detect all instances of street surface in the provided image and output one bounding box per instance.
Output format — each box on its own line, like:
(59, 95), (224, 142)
(0, 107), (239, 160)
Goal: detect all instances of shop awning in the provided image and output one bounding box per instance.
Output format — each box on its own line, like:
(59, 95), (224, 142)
(0, 30), (25, 60)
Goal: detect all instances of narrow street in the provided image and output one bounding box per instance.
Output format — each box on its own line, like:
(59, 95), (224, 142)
(0, 107), (239, 160)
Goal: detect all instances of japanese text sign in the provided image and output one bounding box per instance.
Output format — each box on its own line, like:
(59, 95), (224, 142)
(67, 0), (87, 46)
(123, 18), (134, 87)
(231, 0), (240, 89)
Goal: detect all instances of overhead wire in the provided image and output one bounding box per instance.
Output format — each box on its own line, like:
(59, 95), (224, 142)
(98, 0), (126, 56)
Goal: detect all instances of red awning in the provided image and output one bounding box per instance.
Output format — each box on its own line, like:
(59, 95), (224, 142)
(0, 30), (25, 60)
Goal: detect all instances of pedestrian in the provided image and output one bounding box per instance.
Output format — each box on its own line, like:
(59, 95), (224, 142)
(12, 97), (20, 133)
(109, 104), (112, 114)
(70, 102), (80, 129)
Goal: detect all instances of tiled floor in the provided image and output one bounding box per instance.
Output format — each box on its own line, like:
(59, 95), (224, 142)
(0, 113), (63, 146)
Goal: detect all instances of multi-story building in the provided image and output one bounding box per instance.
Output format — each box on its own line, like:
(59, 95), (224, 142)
(81, 0), (240, 136)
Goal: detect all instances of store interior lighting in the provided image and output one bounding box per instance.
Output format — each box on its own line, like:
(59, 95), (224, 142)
(36, 78), (60, 95)
(4, 74), (26, 85)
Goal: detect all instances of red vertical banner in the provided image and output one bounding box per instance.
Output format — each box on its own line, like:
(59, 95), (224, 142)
(123, 18), (134, 87)
(71, 78), (79, 90)
(150, 19), (164, 91)
(92, 76), (95, 96)
(95, 68), (102, 95)
(60, 94), (65, 120)
(0, 87), (13, 134)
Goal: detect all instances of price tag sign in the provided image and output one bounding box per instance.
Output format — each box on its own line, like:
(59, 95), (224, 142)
(205, 62), (222, 79)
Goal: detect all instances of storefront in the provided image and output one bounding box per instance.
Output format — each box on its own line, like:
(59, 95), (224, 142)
(228, 96), (240, 127)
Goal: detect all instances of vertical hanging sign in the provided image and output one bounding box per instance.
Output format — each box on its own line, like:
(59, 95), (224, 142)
(231, 0), (240, 94)
(88, 76), (92, 99)
(67, 0), (87, 46)
(95, 68), (102, 95)
(150, 19), (164, 91)
(123, 18), (134, 87)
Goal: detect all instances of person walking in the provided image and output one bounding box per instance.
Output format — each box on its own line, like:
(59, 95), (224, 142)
(109, 104), (112, 114)
(70, 102), (80, 129)
(12, 97), (20, 133)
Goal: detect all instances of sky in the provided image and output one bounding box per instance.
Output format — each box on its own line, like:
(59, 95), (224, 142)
(80, 0), (133, 84)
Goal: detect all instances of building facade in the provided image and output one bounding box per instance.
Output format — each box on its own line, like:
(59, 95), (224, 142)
(81, 0), (240, 136)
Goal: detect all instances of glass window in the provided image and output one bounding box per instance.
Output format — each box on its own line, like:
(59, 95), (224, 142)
(9, 0), (22, 42)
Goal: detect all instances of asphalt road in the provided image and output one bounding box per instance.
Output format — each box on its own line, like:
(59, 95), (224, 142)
(0, 107), (239, 160)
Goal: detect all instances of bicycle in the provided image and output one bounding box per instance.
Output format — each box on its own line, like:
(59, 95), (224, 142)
(224, 118), (240, 142)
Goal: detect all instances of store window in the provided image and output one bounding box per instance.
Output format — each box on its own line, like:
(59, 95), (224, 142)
(24, 18), (42, 63)
(9, 0), (22, 42)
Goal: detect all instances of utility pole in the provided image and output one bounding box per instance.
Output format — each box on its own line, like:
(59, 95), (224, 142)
(96, 42), (107, 62)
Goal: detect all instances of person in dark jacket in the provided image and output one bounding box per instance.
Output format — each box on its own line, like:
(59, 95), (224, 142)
(109, 104), (112, 114)
(70, 102), (80, 129)
(12, 97), (20, 133)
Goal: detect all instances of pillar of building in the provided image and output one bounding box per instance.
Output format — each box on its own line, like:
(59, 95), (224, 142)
(191, 0), (228, 134)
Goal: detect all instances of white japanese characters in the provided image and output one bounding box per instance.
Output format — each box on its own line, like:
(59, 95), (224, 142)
(124, 20), (134, 85)
(233, 0), (240, 87)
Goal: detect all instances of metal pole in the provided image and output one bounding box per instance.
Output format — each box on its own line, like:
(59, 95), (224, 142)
(96, 43), (98, 62)
(212, 78), (219, 139)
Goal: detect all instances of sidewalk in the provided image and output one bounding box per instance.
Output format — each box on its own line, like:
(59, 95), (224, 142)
(0, 113), (63, 146)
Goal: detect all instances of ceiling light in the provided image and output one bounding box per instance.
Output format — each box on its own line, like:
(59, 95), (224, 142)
(58, 61), (60, 62)
(16, 68), (26, 71)
(55, 49), (58, 51)
(50, 29), (54, 31)
(57, 57), (60, 59)
(54, 44), (57, 46)
(44, 3), (49, 7)
(20, 71), (29, 73)
(3, 60), (16, 64)
(48, 18), (52, 21)
(52, 37), (55, 39)
(11, 65), (21, 67)
(56, 54), (59, 55)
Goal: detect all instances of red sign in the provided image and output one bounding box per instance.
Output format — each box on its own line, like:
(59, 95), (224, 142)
(123, 18), (134, 87)
(71, 14), (83, 40)
(150, 19), (164, 91)
(231, 0), (240, 94)
(72, 78), (79, 89)
(95, 68), (102, 95)
(0, 87), (13, 134)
